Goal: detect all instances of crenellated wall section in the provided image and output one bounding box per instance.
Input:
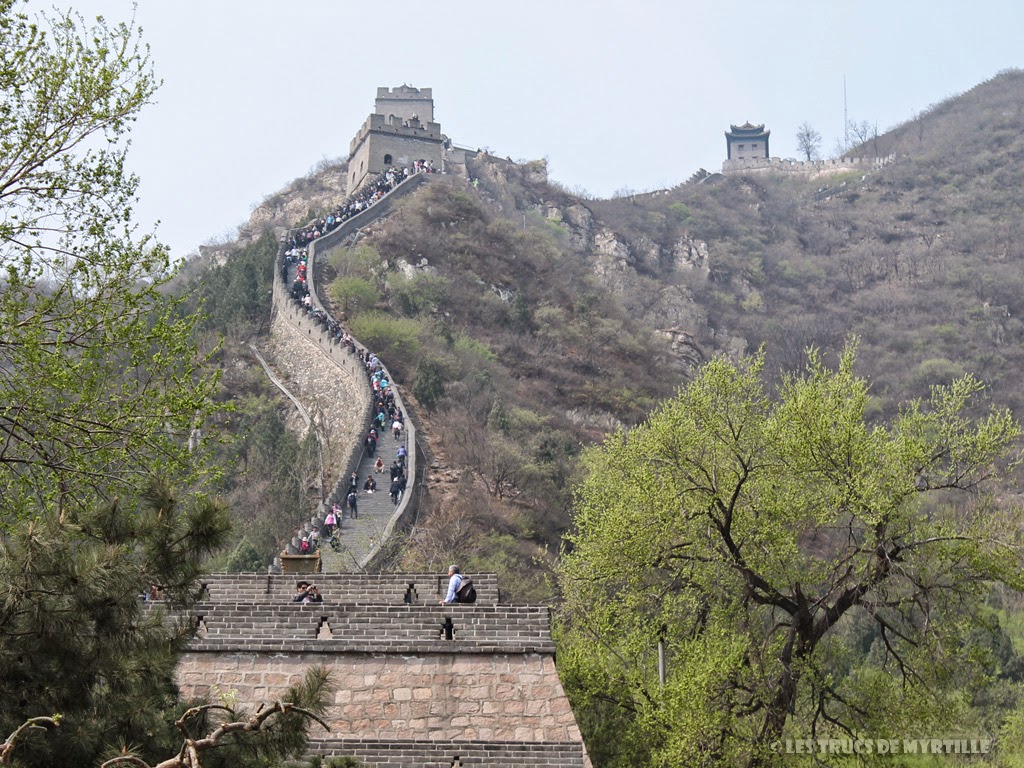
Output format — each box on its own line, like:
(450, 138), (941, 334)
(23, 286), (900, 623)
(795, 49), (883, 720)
(172, 572), (591, 767)
(723, 154), (894, 175)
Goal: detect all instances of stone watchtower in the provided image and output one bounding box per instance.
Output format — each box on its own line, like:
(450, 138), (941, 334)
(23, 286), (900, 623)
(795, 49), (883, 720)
(346, 85), (446, 196)
(725, 122), (770, 161)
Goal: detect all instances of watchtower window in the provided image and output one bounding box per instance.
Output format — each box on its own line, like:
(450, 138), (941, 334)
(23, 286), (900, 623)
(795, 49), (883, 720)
(383, 154), (393, 166)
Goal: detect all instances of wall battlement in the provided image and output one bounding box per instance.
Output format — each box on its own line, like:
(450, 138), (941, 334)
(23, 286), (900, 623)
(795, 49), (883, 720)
(198, 571), (500, 606)
(723, 154), (894, 175)
(347, 113), (443, 157)
(173, 572), (591, 767)
(376, 85), (433, 100)
(170, 602), (554, 654)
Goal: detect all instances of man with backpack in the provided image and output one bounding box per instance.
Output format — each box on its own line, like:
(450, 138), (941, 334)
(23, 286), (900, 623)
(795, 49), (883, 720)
(440, 564), (476, 604)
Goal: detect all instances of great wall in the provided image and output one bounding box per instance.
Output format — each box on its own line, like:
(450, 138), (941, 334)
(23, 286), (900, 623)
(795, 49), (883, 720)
(178, 86), (885, 766)
(176, 86), (593, 767)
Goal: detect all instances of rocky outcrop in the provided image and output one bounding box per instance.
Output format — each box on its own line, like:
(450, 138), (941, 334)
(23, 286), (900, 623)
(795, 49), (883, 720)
(674, 235), (710, 274)
(241, 160), (349, 246)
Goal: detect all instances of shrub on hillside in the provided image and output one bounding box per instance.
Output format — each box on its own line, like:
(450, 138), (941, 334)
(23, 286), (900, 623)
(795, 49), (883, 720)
(412, 358), (446, 411)
(347, 313), (423, 377)
(330, 275), (379, 314)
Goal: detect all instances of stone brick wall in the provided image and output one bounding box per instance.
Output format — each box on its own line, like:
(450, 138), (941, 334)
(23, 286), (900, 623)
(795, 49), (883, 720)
(176, 651), (580, 743)
(183, 603), (553, 655)
(308, 739), (587, 768)
(374, 85), (435, 123)
(722, 154), (894, 175)
(348, 121), (445, 196)
(267, 300), (368, 499)
(169, 572), (592, 766)
(271, 173), (426, 560)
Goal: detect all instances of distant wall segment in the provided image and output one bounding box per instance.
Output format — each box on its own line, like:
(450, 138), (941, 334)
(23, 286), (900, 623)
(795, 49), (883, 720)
(723, 154), (894, 175)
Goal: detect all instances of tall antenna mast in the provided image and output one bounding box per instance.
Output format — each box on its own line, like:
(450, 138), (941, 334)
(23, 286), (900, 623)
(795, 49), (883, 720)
(843, 75), (849, 152)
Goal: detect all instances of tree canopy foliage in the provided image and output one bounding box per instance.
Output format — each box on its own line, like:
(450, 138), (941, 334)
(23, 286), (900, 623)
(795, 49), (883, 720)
(0, 0), (218, 521)
(557, 343), (1024, 767)
(0, 480), (231, 766)
(0, 4), (323, 765)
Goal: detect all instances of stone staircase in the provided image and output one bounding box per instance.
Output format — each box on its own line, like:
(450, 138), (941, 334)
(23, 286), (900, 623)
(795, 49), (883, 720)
(268, 173), (426, 570)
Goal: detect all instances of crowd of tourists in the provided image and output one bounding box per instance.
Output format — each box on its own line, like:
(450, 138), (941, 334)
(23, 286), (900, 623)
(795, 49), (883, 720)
(286, 159), (436, 251)
(280, 164), (423, 559)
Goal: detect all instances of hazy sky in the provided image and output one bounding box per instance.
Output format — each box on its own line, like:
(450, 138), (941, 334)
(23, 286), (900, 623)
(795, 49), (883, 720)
(58, 0), (1024, 259)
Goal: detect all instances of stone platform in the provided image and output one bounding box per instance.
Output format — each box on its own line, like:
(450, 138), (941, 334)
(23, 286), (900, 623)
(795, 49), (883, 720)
(171, 572), (591, 768)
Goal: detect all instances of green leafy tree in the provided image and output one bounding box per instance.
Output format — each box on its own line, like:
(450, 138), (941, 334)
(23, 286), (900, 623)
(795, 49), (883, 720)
(412, 358), (445, 411)
(329, 275), (379, 315)
(557, 343), (1023, 767)
(0, 4), (326, 766)
(0, 1), (219, 521)
(348, 313), (422, 376)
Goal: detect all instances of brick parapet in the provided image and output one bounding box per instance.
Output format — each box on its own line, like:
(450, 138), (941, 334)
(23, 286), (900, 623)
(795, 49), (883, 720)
(722, 154), (894, 175)
(348, 113), (443, 157)
(306, 738), (587, 767)
(165, 602), (553, 654)
(197, 571), (500, 605)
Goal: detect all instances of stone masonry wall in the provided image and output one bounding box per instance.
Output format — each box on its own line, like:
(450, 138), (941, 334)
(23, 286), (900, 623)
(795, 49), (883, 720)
(184, 604), (553, 654)
(308, 739), (586, 768)
(266, 300), (369, 496)
(722, 154), (894, 175)
(308, 739), (587, 768)
(348, 128), (444, 195)
(176, 651), (582, 743)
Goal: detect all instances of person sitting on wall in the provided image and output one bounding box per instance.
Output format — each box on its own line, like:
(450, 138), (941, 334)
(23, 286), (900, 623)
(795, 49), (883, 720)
(375, 456), (385, 473)
(304, 585), (323, 604)
(440, 565), (462, 605)
(143, 582), (162, 601)
(363, 475), (377, 493)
